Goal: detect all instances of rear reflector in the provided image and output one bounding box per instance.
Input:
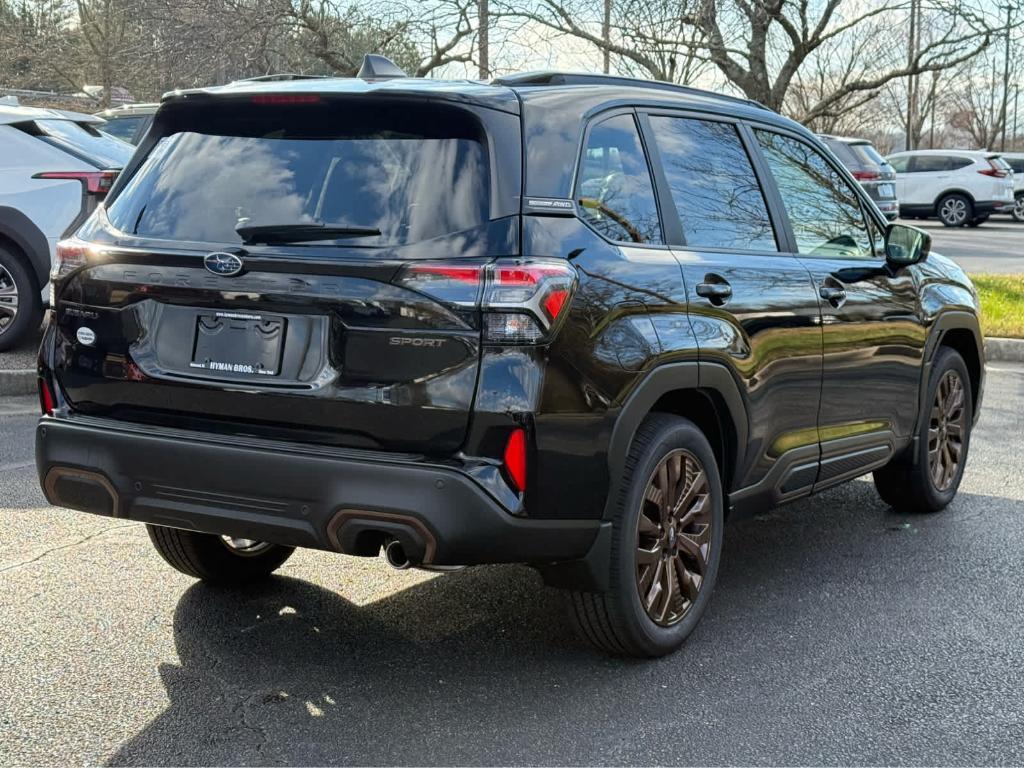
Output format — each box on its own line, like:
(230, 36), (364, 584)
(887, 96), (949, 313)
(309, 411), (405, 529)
(503, 428), (528, 493)
(39, 377), (56, 416)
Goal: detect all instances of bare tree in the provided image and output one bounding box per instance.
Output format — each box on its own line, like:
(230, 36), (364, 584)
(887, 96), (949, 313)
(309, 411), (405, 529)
(502, 0), (999, 123)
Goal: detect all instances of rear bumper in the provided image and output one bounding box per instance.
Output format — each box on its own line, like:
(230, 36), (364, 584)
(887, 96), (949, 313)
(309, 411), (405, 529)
(35, 416), (601, 566)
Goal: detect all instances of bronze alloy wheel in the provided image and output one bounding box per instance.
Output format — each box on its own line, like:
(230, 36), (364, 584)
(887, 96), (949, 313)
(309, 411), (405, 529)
(635, 448), (712, 627)
(929, 369), (967, 492)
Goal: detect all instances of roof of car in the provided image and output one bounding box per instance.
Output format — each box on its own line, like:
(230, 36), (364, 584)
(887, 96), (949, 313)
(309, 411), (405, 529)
(95, 102), (159, 118)
(887, 148), (996, 157)
(817, 133), (873, 145)
(0, 104), (104, 126)
(160, 71), (793, 126)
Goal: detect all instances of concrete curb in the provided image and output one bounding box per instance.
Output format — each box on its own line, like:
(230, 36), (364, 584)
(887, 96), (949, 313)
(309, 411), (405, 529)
(985, 337), (1024, 363)
(1, 337), (1020, 397)
(0, 369), (35, 397)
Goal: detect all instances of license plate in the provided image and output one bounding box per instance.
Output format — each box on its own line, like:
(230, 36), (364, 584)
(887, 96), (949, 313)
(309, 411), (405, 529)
(190, 311), (285, 377)
(878, 184), (895, 198)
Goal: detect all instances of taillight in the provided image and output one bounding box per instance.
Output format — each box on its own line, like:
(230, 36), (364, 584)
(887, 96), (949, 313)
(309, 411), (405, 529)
(33, 170), (117, 195)
(852, 170), (881, 181)
(38, 377), (56, 416)
(503, 428), (528, 493)
(397, 259), (576, 344)
(52, 239), (91, 279)
(979, 160), (1008, 178)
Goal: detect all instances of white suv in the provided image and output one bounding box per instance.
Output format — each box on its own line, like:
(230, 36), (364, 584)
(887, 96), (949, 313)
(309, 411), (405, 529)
(885, 149), (1015, 227)
(998, 152), (1024, 222)
(0, 104), (132, 350)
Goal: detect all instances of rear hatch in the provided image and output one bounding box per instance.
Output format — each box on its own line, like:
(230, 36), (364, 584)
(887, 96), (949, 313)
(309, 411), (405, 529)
(51, 93), (522, 454)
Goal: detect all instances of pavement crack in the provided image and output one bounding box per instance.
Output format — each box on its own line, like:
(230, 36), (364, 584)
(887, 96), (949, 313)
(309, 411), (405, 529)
(0, 523), (137, 574)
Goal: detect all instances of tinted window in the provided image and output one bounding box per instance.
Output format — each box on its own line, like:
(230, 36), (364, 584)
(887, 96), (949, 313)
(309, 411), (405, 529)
(909, 155), (952, 172)
(1007, 159), (1024, 173)
(35, 119), (132, 168)
(577, 114), (662, 244)
(107, 104), (490, 247)
(849, 143), (885, 167)
(888, 155), (909, 173)
(650, 116), (776, 251)
(950, 156), (974, 170)
(823, 139), (861, 168)
(101, 116), (144, 143)
(756, 130), (874, 259)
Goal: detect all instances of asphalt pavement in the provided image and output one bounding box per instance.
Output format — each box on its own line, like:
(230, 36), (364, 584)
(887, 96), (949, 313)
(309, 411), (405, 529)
(1, 364), (1023, 765)
(914, 218), (1023, 274)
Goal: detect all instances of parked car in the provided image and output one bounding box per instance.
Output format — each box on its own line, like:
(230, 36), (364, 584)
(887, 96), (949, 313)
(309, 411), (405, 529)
(997, 152), (1024, 222)
(886, 149), (1015, 226)
(0, 104), (132, 350)
(36, 58), (985, 658)
(818, 134), (899, 220)
(93, 102), (158, 145)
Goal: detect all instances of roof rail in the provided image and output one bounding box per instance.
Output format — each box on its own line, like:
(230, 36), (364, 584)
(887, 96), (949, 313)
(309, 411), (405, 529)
(234, 74), (332, 83)
(492, 71), (768, 111)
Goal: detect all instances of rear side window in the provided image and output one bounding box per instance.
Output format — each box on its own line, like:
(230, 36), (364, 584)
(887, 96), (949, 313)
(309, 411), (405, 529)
(649, 116), (776, 251)
(577, 114), (663, 245)
(909, 155), (953, 173)
(106, 102), (490, 247)
(1008, 159), (1024, 174)
(888, 156), (909, 173)
(755, 130), (875, 260)
(33, 119), (132, 168)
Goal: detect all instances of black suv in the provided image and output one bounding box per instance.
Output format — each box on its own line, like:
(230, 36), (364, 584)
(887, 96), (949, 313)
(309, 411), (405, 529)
(35, 60), (985, 657)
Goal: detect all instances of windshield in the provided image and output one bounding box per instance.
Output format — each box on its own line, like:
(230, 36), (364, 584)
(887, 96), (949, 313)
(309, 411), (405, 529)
(106, 103), (491, 248)
(36, 119), (133, 168)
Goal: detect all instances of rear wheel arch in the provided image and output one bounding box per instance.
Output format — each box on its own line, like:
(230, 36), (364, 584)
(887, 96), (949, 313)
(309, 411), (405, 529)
(605, 361), (747, 520)
(0, 207), (49, 289)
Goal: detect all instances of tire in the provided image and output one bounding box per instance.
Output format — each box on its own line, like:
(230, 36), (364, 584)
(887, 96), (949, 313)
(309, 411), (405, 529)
(966, 215), (988, 227)
(1012, 193), (1024, 223)
(0, 245), (42, 353)
(569, 414), (724, 657)
(873, 347), (972, 513)
(146, 524), (294, 584)
(936, 193), (972, 227)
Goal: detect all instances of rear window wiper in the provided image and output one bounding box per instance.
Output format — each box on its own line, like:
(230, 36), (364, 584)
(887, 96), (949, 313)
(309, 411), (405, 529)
(236, 222), (382, 245)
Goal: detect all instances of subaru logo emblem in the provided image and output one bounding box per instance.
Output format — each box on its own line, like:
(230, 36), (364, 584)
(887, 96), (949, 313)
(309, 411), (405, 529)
(204, 252), (244, 277)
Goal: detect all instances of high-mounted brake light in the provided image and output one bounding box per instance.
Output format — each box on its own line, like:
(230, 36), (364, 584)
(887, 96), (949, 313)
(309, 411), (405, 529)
(503, 428), (528, 493)
(396, 259), (576, 344)
(33, 170), (117, 195)
(250, 94), (321, 105)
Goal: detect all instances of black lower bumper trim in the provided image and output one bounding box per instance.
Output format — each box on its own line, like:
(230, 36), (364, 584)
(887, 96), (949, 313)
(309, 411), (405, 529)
(35, 416), (600, 566)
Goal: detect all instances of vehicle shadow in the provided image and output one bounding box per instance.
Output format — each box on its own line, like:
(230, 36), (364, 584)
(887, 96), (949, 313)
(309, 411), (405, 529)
(105, 482), (1024, 766)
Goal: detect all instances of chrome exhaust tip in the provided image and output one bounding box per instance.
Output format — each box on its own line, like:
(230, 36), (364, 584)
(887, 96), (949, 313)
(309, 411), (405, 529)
(383, 539), (411, 570)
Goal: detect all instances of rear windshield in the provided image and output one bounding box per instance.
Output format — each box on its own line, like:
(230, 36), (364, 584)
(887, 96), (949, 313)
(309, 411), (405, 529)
(849, 142), (885, 167)
(106, 101), (490, 247)
(34, 119), (133, 168)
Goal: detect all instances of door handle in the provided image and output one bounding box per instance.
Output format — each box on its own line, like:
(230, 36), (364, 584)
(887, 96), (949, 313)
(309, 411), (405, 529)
(696, 281), (732, 304)
(819, 285), (847, 307)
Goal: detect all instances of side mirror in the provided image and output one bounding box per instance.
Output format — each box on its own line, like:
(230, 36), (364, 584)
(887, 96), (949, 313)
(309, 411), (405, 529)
(884, 223), (930, 268)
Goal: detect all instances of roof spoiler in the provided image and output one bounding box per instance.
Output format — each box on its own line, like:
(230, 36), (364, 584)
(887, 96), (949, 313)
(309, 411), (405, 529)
(357, 54), (407, 80)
